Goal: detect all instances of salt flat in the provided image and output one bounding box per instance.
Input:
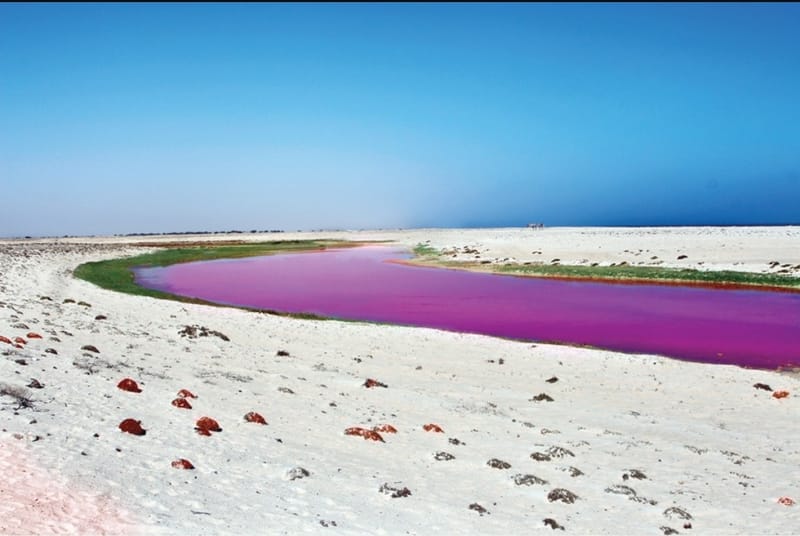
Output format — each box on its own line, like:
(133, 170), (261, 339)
(1, 227), (798, 535)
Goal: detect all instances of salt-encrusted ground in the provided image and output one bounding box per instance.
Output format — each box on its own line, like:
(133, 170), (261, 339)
(1, 227), (798, 535)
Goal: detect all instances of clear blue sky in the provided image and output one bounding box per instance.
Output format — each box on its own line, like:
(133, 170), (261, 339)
(1, 3), (798, 237)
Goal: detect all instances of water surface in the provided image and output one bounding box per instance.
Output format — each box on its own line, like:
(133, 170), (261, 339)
(135, 246), (800, 369)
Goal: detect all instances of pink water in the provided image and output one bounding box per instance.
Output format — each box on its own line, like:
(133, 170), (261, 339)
(134, 246), (800, 369)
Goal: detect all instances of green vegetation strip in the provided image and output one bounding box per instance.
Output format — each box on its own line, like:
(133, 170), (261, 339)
(73, 240), (358, 318)
(412, 243), (800, 290)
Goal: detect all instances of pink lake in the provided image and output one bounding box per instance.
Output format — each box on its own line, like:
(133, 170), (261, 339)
(134, 245), (800, 369)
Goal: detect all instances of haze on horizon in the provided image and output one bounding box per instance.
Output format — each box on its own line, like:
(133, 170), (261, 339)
(1, 3), (799, 238)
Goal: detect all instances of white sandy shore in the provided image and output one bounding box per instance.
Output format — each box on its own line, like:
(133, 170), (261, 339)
(1, 227), (798, 535)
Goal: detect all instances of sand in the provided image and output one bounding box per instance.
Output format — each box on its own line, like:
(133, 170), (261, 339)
(0, 226), (798, 535)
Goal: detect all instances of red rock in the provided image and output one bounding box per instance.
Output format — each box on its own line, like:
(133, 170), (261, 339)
(362, 430), (385, 442)
(117, 378), (142, 393)
(344, 427), (384, 442)
(778, 496), (795, 506)
(773, 390), (790, 399)
(13, 337), (26, 345)
(119, 418), (146, 436)
(0, 335), (11, 344)
(26, 332), (43, 339)
(195, 416), (221, 433)
(195, 427), (212, 436)
(373, 424), (398, 433)
(14, 344), (24, 349)
(244, 411), (267, 424)
(364, 378), (388, 388)
(177, 389), (197, 399)
(171, 458), (195, 470)
(172, 398), (192, 409)
(423, 423), (444, 433)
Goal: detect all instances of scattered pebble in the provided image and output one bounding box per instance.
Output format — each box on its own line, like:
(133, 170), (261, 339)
(117, 378), (142, 393)
(468, 503), (489, 515)
(119, 419), (146, 436)
(286, 467), (310, 481)
(244, 411), (267, 424)
(513, 473), (548, 486)
(487, 458), (511, 469)
(171, 459), (195, 470)
(363, 378), (388, 388)
(379, 483), (411, 498)
(172, 398), (192, 409)
(548, 488), (579, 504)
(543, 518), (565, 530)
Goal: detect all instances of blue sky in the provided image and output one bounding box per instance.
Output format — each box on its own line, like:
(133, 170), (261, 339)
(1, 3), (798, 236)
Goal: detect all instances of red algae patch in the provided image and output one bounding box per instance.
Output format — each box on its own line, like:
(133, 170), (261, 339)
(423, 424), (444, 433)
(244, 411), (267, 424)
(772, 390), (790, 399)
(0, 335), (11, 344)
(0, 440), (136, 534)
(171, 459), (195, 470)
(172, 398), (193, 409)
(26, 332), (43, 339)
(374, 424), (398, 433)
(119, 419), (146, 436)
(177, 388), (198, 398)
(778, 496), (796, 506)
(13, 337), (26, 345)
(117, 378), (142, 393)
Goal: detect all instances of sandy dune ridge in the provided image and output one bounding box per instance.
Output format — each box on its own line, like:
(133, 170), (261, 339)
(0, 227), (798, 535)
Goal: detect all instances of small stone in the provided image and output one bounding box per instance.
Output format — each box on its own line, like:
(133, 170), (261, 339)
(547, 488), (579, 504)
(363, 378), (388, 388)
(468, 503), (489, 516)
(434, 451), (455, 461)
(487, 458), (511, 469)
(663, 507), (692, 520)
(286, 467), (310, 481)
(543, 518), (565, 530)
(379, 483), (411, 498)
(513, 473), (548, 486)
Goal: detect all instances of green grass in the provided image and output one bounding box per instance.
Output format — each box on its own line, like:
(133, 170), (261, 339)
(482, 261), (800, 290)
(408, 247), (800, 290)
(413, 242), (439, 257)
(73, 239), (357, 318)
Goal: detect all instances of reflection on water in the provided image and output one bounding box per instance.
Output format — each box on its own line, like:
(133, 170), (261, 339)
(135, 246), (800, 369)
